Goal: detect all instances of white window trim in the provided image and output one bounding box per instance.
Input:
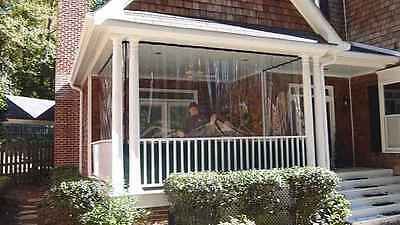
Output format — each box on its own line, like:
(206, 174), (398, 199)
(139, 88), (198, 138)
(378, 71), (400, 153)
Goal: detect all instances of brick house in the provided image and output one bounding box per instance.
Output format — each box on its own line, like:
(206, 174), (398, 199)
(56, 0), (400, 223)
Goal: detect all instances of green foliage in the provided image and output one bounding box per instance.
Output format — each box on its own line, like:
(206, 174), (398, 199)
(218, 216), (255, 225)
(81, 196), (149, 225)
(165, 167), (351, 225)
(49, 170), (148, 225)
(0, 0), (55, 101)
(50, 166), (82, 185)
(282, 167), (344, 225)
(314, 192), (351, 225)
(50, 179), (108, 215)
(87, 0), (109, 11)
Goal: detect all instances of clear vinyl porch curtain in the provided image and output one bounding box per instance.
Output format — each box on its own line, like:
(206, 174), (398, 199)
(138, 43), (305, 139)
(90, 43), (305, 141)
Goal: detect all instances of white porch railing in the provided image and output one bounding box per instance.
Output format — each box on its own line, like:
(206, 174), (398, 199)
(139, 136), (307, 188)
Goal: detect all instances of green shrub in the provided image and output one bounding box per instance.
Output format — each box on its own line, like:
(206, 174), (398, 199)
(218, 216), (255, 225)
(50, 179), (108, 215)
(87, 0), (109, 11)
(165, 167), (350, 225)
(81, 196), (149, 225)
(50, 166), (81, 185)
(49, 174), (148, 225)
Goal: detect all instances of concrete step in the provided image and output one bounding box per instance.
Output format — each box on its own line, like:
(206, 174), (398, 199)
(341, 183), (400, 200)
(352, 214), (400, 225)
(337, 169), (393, 181)
(338, 176), (400, 191)
(348, 202), (400, 223)
(350, 193), (400, 210)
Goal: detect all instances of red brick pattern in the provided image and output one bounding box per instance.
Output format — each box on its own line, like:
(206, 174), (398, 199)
(147, 207), (169, 225)
(55, 0), (88, 167)
(351, 74), (400, 168)
(126, 0), (313, 33)
(345, 0), (400, 49)
(325, 0), (345, 39)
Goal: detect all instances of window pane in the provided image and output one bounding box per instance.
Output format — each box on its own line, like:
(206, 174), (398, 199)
(140, 104), (163, 138)
(168, 104), (188, 136)
(384, 82), (400, 115)
(386, 116), (400, 148)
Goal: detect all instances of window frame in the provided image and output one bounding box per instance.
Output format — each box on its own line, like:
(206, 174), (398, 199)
(139, 88), (198, 138)
(378, 75), (400, 153)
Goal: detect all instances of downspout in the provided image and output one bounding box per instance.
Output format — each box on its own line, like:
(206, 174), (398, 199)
(70, 83), (83, 174)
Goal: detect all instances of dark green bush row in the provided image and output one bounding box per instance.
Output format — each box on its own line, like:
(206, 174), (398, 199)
(165, 167), (350, 225)
(49, 167), (148, 225)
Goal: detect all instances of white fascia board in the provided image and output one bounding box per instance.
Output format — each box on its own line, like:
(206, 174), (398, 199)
(377, 66), (400, 84)
(70, 15), (95, 87)
(118, 11), (319, 44)
(70, 11), (345, 86)
(289, 0), (349, 49)
(335, 51), (399, 69)
(100, 15), (339, 56)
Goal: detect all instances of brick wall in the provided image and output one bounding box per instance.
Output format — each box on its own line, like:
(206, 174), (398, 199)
(324, 0), (345, 39)
(55, 0), (88, 167)
(325, 77), (353, 168)
(126, 0), (314, 34)
(345, 0), (400, 49)
(351, 74), (400, 168)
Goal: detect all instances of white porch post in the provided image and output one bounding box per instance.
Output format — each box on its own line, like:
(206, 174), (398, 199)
(128, 38), (142, 193)
(111, 37), (125, 194)
(312, 56), (330, 169)
(87, 74), (92, 176)
(302, 56), (316, 166)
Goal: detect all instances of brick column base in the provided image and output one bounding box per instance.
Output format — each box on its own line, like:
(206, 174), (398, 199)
(147, 207), (169, 225)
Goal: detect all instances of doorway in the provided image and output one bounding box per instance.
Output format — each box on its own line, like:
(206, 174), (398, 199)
(288, 84), (337, 168)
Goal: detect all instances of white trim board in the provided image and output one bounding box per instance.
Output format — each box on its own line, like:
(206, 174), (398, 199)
(377, 66), (400, 153)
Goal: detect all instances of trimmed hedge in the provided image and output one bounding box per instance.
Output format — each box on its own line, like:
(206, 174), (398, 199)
(165, 167), (350, 225)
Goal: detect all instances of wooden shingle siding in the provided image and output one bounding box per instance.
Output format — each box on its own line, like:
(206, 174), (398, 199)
(126, 0), (313, 33)
(346, 0), (400, 49)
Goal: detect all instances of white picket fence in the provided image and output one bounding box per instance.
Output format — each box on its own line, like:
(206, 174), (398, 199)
(139, 136), (307, 188)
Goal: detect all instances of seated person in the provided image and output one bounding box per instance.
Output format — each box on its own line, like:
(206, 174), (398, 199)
(176, 102), (216, 137)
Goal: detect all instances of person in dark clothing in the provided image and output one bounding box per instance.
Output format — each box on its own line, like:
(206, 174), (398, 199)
(176, 102), (216, 137)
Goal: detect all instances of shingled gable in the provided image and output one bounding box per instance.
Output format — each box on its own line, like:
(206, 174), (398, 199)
(125, 0), (320, 40)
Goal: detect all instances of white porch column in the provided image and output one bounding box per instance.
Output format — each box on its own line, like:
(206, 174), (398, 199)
(111, 37), (125, 194)
(312, 56), (330, 169)
(128, 38), (142, 193)
(87, 74), (92, 176)
(302, 56), (316, 166)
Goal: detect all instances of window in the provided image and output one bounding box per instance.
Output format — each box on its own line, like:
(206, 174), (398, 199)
(383, 83), (400, 150)
(140, 89), (197, 138)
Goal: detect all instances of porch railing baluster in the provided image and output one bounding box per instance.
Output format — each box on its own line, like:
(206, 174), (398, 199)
(245, 139), (249, 169)
(158, 141), (162, 183)
(151, 140), (155, 185)
(251, 138), (255, 169)
(234, 139), (238, 171)
(201, 140), (205, 171)
(139, 136), (307, 188)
